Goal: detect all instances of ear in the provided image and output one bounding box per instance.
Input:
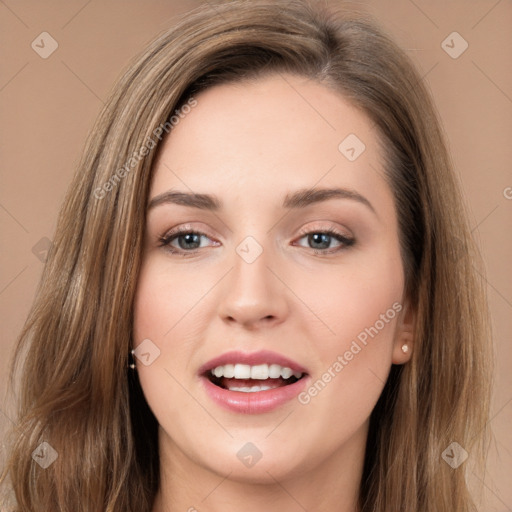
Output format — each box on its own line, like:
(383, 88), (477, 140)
(392, 297), (416, 364)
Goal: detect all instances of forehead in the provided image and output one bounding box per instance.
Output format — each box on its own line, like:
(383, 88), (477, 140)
(150, 73), (390, 214)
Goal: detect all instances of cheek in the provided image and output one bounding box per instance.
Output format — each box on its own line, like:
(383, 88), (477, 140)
(308, 249), (403, 355)
(295, 251), (403, 436)
(132, 259), (203, 430)
(133, 257), (208, 345)
(132, 258), (195, 391)
(133, 270), (170, 344)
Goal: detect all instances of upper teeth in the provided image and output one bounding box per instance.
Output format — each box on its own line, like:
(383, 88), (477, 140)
(210, 363), (303, 380)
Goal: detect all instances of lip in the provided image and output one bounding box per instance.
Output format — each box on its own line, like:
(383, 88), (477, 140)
(201, 374), (310, 414)
(198, 350), (310, 414)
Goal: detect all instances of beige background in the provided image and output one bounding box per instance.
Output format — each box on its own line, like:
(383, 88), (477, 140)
(1, 0), (510, 509)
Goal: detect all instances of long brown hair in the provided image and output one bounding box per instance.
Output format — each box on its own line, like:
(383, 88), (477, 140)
(1, 1), (492, 510)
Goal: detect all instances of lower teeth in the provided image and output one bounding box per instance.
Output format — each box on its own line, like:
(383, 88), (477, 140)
(228, 384), (275, 392)
(208, 375), (300, 392)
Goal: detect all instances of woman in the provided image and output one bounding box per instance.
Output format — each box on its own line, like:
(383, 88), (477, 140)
(1, 0), (492, 510)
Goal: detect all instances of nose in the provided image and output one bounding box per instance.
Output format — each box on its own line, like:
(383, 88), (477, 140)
(217, 241), (289, 330)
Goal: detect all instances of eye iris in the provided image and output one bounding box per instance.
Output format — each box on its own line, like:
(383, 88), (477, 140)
(178, 233), (201, 250)
(309, 233), (331, 249)
(169, 231), (342, 252)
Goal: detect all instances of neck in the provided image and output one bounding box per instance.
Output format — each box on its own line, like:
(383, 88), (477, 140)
(152, 424), (367, 512)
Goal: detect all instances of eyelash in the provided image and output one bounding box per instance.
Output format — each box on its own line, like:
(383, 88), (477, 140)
(294, 226), (355, 255)
(158, 226), (355, 257)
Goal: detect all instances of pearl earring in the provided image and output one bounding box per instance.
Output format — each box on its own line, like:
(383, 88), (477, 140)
(129, 349), (136, 369)
(401, 344), (409, 353)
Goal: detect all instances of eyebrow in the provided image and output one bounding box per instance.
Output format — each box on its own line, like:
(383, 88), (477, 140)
(147, 187), (376, 215)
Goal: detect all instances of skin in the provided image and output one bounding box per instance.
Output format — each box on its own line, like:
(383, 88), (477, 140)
(133, 72), (415, 512)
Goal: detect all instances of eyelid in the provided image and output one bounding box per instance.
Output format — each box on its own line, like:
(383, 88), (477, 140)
(292, 224), (355, 254)
(158, 224), (220, 248)
(157, 221), (355, 255)
(295, 221), (353, 239)
(159, 222), (351, 241)
(161, 223), (217, 240)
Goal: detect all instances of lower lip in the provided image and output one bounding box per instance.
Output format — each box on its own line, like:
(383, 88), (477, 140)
(201, 375), (309, 414)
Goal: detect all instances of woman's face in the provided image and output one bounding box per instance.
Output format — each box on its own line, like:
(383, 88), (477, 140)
(133, 72), (414, 483)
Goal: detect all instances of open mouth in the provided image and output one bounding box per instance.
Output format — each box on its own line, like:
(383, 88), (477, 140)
(204, 363), (307, 393)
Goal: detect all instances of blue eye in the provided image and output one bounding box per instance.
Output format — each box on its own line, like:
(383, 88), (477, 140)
(158, 227), (355, 256)
(158, 229), (213, 254)
(295, 229), (355, 253)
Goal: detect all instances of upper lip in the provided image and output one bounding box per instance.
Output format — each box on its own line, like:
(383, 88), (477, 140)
(199, 350), (308, 376)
